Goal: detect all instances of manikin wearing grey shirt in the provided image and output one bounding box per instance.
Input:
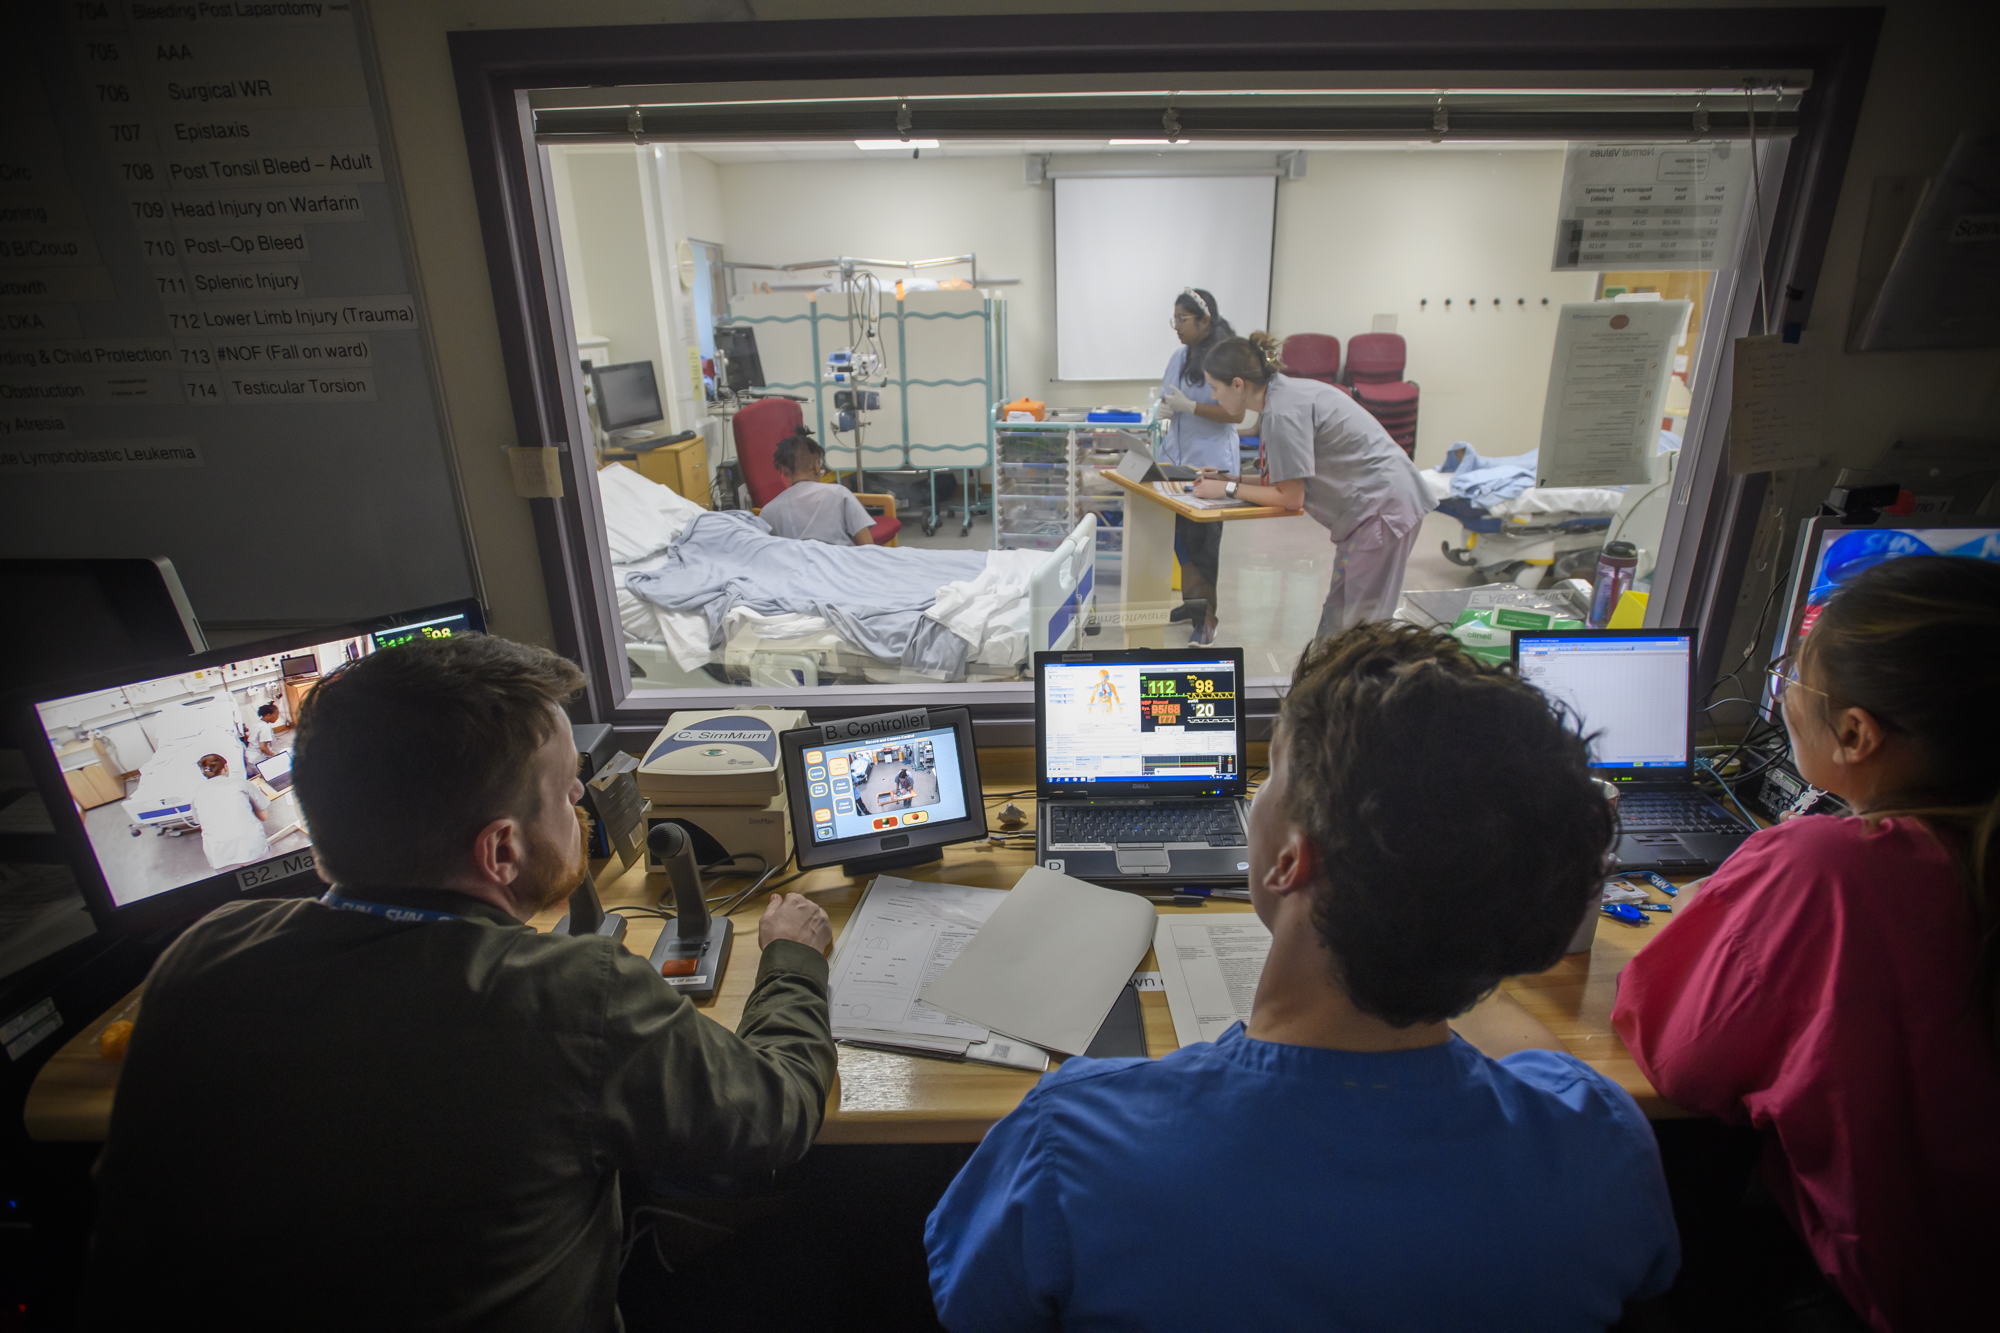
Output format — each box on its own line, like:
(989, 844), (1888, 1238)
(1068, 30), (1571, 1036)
(761, 479), (874, 546)
(760, 426), (875, 546)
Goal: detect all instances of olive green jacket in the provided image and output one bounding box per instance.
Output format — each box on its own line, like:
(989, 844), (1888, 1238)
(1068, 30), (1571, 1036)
(84, 889), (834, 1331)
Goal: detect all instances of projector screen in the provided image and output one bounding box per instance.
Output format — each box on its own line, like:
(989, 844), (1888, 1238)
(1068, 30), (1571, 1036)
(1055, 175), (1278, 382)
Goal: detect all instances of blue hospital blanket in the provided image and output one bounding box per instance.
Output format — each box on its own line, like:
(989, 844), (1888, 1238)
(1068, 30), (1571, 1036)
(1438, 443), (1538, 507)
(624, 510), (988, 676)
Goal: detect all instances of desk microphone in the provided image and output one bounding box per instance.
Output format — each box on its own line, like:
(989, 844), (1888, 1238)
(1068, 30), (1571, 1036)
(646, 821), (733, 1001)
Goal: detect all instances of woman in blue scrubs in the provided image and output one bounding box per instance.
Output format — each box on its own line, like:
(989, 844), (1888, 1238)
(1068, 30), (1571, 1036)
(1158, 287), (1244, 644)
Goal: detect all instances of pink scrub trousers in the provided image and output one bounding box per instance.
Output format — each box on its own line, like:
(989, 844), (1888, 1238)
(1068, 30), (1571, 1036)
(1316, 513), (1423, 639)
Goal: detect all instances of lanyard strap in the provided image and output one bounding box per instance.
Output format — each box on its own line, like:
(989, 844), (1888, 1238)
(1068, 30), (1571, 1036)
(320, 892), (460, 924)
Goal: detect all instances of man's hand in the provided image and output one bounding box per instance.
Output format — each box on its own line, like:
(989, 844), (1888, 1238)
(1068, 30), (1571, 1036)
(759, 892), (833, 954)
(1192, 476), (1230, 500)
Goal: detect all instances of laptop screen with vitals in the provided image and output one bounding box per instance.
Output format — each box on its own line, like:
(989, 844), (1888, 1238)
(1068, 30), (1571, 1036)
(1035, 649), (1247, 798)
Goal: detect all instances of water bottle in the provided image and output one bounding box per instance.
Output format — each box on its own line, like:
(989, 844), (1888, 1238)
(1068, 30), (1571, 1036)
(1589, 541), (1639, 627)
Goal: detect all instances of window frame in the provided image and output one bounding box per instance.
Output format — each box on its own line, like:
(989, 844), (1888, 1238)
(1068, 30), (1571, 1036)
(447, 7), (1881, 746)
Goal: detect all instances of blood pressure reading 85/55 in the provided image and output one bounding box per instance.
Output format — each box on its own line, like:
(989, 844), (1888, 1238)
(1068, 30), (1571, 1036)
(1138, 671), (1236, 733)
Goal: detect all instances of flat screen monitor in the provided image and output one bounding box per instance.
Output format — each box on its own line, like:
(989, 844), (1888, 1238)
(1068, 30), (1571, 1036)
(1511, 628), (1696, 778)
(591, 360), (665, 435)
(713, 325), (765, 393)
(781, 707), (986, 875)
(12, 598), (484, 929)
(1768, 521), (2000, 703)
(1032, 647), (1248, 798)
(0, 557), (206, 694)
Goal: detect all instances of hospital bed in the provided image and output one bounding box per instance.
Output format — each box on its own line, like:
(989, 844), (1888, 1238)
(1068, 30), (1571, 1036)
(120, 694), (248, 836)
(601, 464), (1097, 687)
(1420, 436), (1678, 589)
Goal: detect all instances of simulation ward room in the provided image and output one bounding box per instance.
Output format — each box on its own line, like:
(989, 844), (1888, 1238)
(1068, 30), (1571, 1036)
(2, 3), (1998, 1332)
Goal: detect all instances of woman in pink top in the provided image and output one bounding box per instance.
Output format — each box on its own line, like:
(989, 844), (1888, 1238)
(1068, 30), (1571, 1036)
(1614, 556), (2000, 1332)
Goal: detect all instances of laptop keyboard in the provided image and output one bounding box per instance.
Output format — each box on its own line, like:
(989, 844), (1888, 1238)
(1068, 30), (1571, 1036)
(1048, 802), (1245, 846)
(1619, 793), (1746, 834)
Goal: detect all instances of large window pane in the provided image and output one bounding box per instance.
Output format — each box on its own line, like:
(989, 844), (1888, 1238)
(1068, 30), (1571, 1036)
(539, 133), (1756, 701)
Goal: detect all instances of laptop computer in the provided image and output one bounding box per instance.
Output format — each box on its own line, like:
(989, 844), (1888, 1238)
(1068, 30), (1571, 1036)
(1511, 627), (1756, 872)
(1034, 646), (1251, 887)
(1113, 446), (1198, 484)
(255, 749), (294, 792)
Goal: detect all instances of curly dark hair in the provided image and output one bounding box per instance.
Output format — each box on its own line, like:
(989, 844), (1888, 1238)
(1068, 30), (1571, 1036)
(773, 424), (825, 479)
(1276, 622), (1612, 1026)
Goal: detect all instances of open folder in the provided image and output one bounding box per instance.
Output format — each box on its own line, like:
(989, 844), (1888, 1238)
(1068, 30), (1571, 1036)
(918, 867), (1158, 1056)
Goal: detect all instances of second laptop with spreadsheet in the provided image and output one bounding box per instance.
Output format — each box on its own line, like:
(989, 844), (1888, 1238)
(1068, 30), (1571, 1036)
(1033, 646), (1252, 888)
(1513, 627), (1756, 872)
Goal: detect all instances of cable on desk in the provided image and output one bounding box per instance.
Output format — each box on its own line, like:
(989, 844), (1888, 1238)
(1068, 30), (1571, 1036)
(710, 853), (794, 918)
(1695, 755), (1765, 829)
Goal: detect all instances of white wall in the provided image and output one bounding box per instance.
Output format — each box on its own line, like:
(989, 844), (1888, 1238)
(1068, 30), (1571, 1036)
(714, 147), (1597, 468)
(1270, 149), (1604, 466)
(555, 149), (665, 376)
(680, 149), (724, 244)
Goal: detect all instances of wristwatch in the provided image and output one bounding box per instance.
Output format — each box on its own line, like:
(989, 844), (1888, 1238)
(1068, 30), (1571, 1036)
(1224, 481), (1239, 499)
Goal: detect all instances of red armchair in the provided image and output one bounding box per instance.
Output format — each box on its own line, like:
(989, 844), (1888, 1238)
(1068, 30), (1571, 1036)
(731, 398), (901, 545)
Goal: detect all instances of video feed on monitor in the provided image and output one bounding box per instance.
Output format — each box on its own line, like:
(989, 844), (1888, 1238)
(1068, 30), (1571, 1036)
(800, 725), (969, 843)
(32, 609), (477, 912)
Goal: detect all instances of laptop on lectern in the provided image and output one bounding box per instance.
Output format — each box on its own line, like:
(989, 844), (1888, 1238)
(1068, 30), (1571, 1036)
(1033, 647), (1251, 887)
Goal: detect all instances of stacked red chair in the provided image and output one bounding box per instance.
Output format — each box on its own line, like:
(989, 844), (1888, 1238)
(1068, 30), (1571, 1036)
(1345, 332), (1418, 456)
(1280, 334), (1341, 388)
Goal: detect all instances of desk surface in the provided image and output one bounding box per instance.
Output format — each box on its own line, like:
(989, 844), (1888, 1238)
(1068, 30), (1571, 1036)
(22, 748), (1681, 1144)
(1098, 468), (1303, 523)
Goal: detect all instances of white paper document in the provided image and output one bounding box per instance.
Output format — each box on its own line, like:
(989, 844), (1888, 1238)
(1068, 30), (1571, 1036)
(1155, 916), (1273, 1047)
(1151, 481), (1246, 510)
(1727, 334), (1822, 474)
(1536, 300), (1688, 488)
(827, 875), (1005, 1052)
(1551, 142), (1749, 271)
(919, 866), (1158, 1055)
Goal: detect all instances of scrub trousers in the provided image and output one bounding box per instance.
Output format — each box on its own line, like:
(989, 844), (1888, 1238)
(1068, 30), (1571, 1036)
(1317, 514), (1422, 640)
(1174, 515), (1223, 625)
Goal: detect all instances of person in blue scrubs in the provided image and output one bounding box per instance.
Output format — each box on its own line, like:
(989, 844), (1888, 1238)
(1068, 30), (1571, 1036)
(1158, 288), (1243, 645)
(926, 623), (1680, 1332)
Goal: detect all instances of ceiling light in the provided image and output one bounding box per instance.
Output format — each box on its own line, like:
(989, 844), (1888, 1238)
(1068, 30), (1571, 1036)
(1110, 138), (1170, 144)
(855, 138), (939, 149)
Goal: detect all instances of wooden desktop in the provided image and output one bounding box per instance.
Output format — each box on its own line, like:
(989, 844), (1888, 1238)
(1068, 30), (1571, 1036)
(22, 748), (1683, 1144)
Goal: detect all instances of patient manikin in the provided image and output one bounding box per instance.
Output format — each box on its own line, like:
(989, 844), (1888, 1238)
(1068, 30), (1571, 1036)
(759, 425), (875, 547)
(191, 753), (272, 872)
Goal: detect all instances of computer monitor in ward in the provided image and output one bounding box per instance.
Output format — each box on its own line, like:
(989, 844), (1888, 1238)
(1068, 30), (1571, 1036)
(1513, 630), (1695, 772)
(15, 598), (484, 928)
(713, 325), (765, 393)
(591, 360), (665, 439)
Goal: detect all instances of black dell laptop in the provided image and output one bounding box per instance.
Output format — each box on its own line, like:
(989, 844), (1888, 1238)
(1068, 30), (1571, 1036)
(1033, 646), (1251, 887)
(1512, 627), (1756, 872)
